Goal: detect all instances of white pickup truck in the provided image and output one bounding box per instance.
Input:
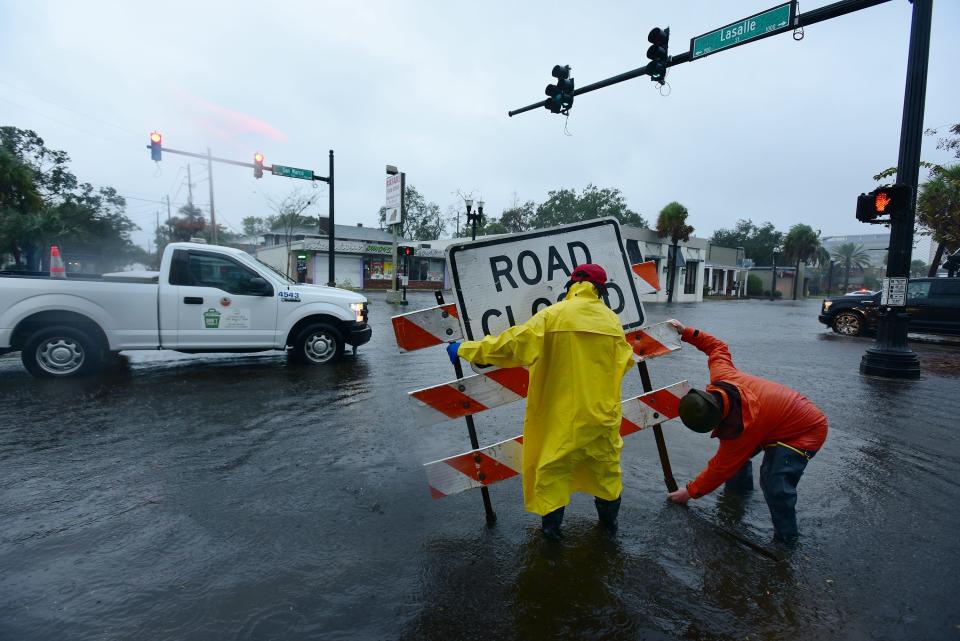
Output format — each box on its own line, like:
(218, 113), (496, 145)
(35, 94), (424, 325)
(0, 242), (371, 378)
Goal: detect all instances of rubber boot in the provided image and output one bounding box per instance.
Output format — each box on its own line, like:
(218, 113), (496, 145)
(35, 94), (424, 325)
(541, 506), (565, 541)
(594, 496), (621, 533)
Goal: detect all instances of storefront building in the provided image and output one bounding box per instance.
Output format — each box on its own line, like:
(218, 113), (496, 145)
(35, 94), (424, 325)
(254, 223), (447, 291)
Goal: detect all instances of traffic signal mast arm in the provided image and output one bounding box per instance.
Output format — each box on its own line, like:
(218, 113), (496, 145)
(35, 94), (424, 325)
(144, 143), (331, 184)
(508, 0), (891, 117)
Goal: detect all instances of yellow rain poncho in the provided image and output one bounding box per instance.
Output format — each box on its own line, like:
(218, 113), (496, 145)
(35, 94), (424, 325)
(458, 281), (635, 515)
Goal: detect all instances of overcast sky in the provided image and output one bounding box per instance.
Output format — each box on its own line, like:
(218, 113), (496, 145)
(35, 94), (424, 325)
(1, 1), (958, 251)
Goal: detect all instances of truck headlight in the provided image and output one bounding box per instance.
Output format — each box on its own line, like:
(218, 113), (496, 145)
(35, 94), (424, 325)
(350, 302), (367, 323)
(822, 300), (832, 312)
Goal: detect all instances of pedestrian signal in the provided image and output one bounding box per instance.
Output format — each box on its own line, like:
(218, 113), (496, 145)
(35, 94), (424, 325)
(856, 184), (912, 223)
(398, 246), (416, 257)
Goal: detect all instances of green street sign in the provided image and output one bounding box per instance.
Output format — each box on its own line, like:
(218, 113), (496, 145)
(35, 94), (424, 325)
(271, 164), (315, 181)
(691, 2), (795, 60)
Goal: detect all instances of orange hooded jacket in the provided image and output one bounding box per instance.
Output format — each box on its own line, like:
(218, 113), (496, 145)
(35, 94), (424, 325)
(682, 327), (828, 499)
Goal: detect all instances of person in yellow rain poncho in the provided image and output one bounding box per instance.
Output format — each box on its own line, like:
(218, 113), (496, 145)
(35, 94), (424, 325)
(446, 264), (636, 540)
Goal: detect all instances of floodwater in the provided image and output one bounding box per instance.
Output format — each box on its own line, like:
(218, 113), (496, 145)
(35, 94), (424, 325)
(1, 294), (958, 640)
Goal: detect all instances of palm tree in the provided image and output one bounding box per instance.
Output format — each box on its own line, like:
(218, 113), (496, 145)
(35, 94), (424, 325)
(832, 243), (871, 292)
(782, 224), (821, 299)
(655, 201), (694, 303)
(917, 164), (960, 276)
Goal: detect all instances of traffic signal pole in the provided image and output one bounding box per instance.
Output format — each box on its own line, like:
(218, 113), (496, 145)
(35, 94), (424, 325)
(860, 0), (931, 380)
(146, 140), (335, 285)
(508, 0), (892, 117)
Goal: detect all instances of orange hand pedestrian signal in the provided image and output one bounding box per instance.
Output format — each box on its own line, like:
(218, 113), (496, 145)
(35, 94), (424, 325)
(875, 191), (892, 213)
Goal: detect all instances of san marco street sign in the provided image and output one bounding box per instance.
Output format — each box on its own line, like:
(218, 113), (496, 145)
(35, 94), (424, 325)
(691, 1), (796, 60)
(271, 164), (314, 180)
(446, 218), (646, 341)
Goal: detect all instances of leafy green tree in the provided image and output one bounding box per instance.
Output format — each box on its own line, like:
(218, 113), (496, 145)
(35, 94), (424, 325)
(710, 219), (784, 267)
(832, 243), (871, 292)
(499, 200), (536, 233)
(656, 201), (694, 303)
(782, 223), (821, 299)
(0, 127), (142, 271)
(910, 259), (928, 277)
(917, 163), (960, 275)
(530, 184), (647, 230)
(378, 184), (446, 240)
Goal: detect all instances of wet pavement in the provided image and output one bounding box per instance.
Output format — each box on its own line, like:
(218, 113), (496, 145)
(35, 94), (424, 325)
(1, 293), (958, 641)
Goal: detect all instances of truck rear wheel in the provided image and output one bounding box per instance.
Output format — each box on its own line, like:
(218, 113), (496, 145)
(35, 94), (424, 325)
(290, 323), (344, 365)
(21, 325), (104, 378)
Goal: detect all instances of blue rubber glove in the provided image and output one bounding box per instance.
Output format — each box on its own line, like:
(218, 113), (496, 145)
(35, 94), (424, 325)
(446, 341), (461, 364)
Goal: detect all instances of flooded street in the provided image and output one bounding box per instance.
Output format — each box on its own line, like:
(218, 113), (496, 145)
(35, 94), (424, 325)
(2, 294), (958, 640)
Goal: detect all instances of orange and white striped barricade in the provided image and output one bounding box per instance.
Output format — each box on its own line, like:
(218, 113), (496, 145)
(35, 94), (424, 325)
(407, 321), (682, 425)
(631, 260), (660, 295)
(626, 321), (682, 361)
(391, 303), (462, 352)
(408, 366), (528, 426)
(424, 380), (690, 498)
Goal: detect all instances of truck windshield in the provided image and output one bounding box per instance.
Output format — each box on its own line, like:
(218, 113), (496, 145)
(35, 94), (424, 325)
(255, 258), (297, 284)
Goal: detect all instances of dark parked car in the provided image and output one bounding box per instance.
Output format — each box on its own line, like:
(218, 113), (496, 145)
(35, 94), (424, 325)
(818, 278), (960, 337)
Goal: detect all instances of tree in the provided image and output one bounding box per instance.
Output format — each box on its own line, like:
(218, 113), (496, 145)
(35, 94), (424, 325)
(530, 184), (647, 230)
(917, 163), (960, 275)
(832, 243), (871, 292)
(656, 201), (694, 303)
(0, 127), (142, 271)
(782, 223), (821, 299)
(910, 259), (928, 277)
(710, 219), (784, 267)
(266, 190), (319, 277)
(378, 184), (446, 240)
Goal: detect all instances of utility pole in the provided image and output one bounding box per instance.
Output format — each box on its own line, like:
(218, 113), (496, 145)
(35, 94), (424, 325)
(186, 164), (194, 205)
(165, 195), (172, 222)
(860, 0), (931, 380)
(327, 149), (335, 286)
(207, 148), (218, 245)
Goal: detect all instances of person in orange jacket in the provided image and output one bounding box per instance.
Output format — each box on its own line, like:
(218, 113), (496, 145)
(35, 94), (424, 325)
(664, 319), (828, 545)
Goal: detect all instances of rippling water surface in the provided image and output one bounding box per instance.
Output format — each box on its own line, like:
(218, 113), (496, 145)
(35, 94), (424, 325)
(1, 295), (957, 640)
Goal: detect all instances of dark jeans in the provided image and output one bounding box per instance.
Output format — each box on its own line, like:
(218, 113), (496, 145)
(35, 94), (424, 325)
(725, 445), (815, 543)
(541, 496), (621, 534)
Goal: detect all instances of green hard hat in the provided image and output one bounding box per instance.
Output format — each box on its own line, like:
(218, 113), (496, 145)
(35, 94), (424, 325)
(678, 389), (722, 433)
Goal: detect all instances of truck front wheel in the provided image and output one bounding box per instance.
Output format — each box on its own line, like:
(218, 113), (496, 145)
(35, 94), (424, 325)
(290, 323), (344, 365)
(21, 325), (104, 378)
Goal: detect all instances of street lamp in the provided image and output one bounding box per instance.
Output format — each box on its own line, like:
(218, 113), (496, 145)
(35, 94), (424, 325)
(770, 247), (782, 301)
(464, 198), (485, 241)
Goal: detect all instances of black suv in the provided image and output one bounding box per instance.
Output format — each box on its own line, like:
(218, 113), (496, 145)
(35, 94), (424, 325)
(818, 278), (960, 337)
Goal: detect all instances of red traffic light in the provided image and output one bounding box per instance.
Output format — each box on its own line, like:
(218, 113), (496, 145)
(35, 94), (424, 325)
(253, 152), (264, 179)
(149, 131), (162, 161)
(149, 131), (162, 144)
(254, 152), (264, 163)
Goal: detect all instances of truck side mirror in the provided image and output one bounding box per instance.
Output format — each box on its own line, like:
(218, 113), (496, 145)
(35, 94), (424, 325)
(249, 277), (272, 296)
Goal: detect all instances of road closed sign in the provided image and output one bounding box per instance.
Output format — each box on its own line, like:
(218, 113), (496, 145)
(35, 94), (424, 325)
(447, 218), (646, 340)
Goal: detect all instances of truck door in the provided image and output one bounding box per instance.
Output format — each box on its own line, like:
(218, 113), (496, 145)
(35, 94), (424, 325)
(929, 280), (960, 333)
(905, 280), (934, 333)
(174, 250), (279, 349)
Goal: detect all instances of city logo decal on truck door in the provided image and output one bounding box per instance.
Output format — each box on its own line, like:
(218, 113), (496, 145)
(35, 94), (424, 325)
(278, 291), (301, 302)
(203, 308), (222, 328)
(202, 308), (251, 329)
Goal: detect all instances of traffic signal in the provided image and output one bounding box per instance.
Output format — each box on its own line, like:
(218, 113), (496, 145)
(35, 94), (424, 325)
(254, 152), (264, 179)
(398, 245), (415, 257)
(149, 131), (162, 161)
(856, 184), (912, 223)
(544, 64), (574, 114)
(646, 27), (670, 84)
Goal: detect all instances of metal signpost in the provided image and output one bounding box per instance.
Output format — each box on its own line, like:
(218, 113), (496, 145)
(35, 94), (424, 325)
(447, 218), (646, 341)
(691, 2), (795, 59)
(385, 168), (406, 304)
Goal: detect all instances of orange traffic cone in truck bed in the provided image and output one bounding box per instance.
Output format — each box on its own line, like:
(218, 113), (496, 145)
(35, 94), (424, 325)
(49, 245), (65, 278)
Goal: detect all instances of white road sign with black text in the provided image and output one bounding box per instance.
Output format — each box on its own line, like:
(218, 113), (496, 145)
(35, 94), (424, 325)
(385, 174), (402, 226)
(447, 218), (646, 340)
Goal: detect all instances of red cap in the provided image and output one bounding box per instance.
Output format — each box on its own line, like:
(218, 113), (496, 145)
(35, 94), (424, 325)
(570, 263), (607, 288)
